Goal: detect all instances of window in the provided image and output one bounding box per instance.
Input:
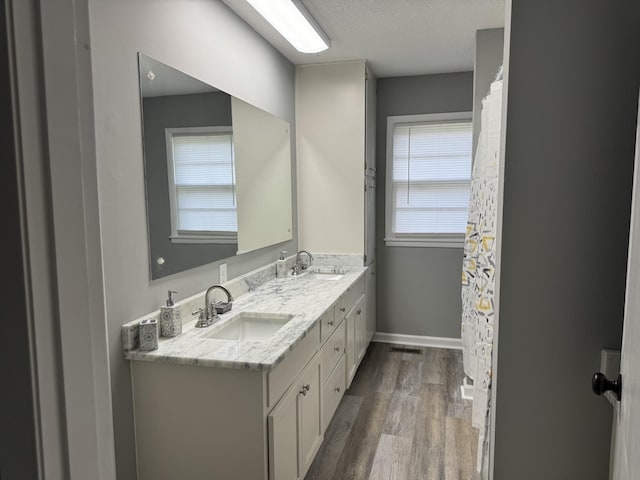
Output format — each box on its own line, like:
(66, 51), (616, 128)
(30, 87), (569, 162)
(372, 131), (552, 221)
(166, 126), (238, 244)
(385, 112), (472, 248)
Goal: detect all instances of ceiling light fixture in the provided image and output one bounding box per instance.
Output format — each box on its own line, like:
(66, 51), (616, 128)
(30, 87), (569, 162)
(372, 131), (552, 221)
(246, 0), (330, 53)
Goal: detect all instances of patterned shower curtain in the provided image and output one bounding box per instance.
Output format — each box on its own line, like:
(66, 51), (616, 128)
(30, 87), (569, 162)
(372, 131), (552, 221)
(461, 72), (503, 475)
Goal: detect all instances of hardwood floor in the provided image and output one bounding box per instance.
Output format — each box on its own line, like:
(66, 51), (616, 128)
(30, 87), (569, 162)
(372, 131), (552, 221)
(305, 342), (480, 480)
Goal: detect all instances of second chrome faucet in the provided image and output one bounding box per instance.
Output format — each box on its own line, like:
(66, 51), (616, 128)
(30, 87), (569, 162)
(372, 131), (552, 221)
(292, 250), (314, 275)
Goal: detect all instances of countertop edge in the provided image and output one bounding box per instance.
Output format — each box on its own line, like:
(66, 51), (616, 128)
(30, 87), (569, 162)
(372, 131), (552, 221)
(124, 266), (367, 372)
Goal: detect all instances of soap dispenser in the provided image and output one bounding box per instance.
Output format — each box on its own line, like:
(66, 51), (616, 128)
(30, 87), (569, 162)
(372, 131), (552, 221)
(160, 290), (182, 337)
(276, 251), (288, 278)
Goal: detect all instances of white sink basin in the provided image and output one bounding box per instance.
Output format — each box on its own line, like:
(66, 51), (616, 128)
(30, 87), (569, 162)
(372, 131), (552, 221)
(202, 312), (294, 342)
(298, 267), (348, 281)
(306, 272), (344, 281)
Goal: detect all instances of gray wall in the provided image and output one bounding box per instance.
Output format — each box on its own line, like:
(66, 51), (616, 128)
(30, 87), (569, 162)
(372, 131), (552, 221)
(143, 92), (237, 279)
(376, 72), (473, 338)
(88, 1), (297, 479)
(493, 1), (640, 478)
(472, 28), (504, 154)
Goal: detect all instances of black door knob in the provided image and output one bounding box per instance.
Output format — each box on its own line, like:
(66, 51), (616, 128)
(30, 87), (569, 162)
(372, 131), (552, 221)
(592, 372), (622, 401)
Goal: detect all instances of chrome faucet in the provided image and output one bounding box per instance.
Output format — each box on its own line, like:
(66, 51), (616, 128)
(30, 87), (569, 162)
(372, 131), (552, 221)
(192, 284), (234, 328)
(292, 250), (314, 275)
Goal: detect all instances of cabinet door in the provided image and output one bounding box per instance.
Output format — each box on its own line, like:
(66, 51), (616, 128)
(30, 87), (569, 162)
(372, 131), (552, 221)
(345, 306), (357, 387)
(322, 355), (346, 433)
(365, 65), (376, 176)
(354, 295), (367, 363)
(365, 263), (376, 344)
(298, 354), (322, 478)
(268, 382), (299, 480)
(364, 176), (376, 265)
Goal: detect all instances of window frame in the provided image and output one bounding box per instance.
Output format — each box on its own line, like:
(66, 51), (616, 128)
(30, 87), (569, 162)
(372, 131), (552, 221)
(165, 126), (238, 245)
(384, 111), (473, 248)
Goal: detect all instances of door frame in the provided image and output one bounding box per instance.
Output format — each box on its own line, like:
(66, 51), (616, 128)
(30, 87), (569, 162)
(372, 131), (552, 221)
(2, 0), (116, 478)
(487, 0), (512, 476)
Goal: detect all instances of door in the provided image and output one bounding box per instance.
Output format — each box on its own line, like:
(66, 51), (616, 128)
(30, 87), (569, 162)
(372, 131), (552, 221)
(612, 103), (640, 479)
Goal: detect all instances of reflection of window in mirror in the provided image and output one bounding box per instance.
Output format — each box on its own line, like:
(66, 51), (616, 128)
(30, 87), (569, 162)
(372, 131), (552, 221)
(165, 126), (238, 244)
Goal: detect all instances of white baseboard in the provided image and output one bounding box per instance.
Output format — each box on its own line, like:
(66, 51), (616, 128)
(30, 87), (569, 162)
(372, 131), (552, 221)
(372, 332), (463, 350)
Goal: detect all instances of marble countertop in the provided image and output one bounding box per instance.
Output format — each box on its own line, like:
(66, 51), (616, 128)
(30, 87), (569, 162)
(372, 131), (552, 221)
(125, 265), (366, 371)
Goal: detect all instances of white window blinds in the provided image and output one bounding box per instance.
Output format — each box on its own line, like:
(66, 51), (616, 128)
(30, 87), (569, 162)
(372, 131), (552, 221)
(169, 130), (237, 235)
(386, 114), (472, 246)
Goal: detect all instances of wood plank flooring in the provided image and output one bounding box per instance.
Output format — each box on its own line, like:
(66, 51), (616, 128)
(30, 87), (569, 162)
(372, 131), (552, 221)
(305, 342), (480, 480)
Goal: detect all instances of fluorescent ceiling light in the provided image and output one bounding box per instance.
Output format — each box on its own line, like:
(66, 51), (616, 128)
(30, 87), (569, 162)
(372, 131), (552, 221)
(246, 0), (329, 53)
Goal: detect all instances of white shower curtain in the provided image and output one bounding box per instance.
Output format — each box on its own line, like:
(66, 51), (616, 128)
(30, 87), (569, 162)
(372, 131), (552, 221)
(461, 71), (503, 475)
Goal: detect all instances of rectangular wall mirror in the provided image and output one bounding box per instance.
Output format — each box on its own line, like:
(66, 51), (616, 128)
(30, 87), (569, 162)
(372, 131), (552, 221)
(138, 53), (293, 279)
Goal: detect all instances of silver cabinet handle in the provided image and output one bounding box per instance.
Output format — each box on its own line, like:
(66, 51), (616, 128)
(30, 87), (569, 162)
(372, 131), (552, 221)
(328, 320), (335, 326)
(340, 307), (346, 313)
(335, 386), (341, 393)
(334, 346), (341, 352)
(356, 309), (362, 315)
(300, 384), (310, 396)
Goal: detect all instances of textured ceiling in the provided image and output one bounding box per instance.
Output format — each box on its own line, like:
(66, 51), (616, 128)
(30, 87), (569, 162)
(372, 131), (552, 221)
(222, 0), (505, 77)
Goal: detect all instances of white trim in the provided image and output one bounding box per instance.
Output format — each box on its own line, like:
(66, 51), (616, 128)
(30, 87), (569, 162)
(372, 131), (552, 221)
(385, 111), (473, 248)
(170, 233), (237, 244)
(12, 0), (117, 477)
(387, 111), (473, 126)
(489, 7), (511, 479)
(166, 125), (232, 135)
(373, 332), (463, 350)
(384, 236), (464, 248)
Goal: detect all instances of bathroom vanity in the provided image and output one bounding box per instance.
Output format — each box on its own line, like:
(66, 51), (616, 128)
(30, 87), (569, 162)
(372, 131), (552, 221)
(124, 260), (371, 480)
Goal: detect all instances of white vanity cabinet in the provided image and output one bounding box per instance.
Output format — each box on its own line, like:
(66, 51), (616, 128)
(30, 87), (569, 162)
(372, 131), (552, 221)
(268, 353), (322, 480)
(129, 273), (371, 480)
(131, 322), (320, 480)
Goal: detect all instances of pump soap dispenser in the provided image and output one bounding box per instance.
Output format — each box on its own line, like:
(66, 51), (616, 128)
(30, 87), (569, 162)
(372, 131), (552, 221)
(160, 290), (182, 337)
(276, 251), (288, 278)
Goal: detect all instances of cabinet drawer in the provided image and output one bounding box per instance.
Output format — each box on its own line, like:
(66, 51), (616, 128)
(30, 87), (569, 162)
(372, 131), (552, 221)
(322, 355), (346, 433)
(336, 276), (365, 320)
(267, 323), (320, 409)
(319, 305), (337, 344)
(320, 319), (345, 384)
